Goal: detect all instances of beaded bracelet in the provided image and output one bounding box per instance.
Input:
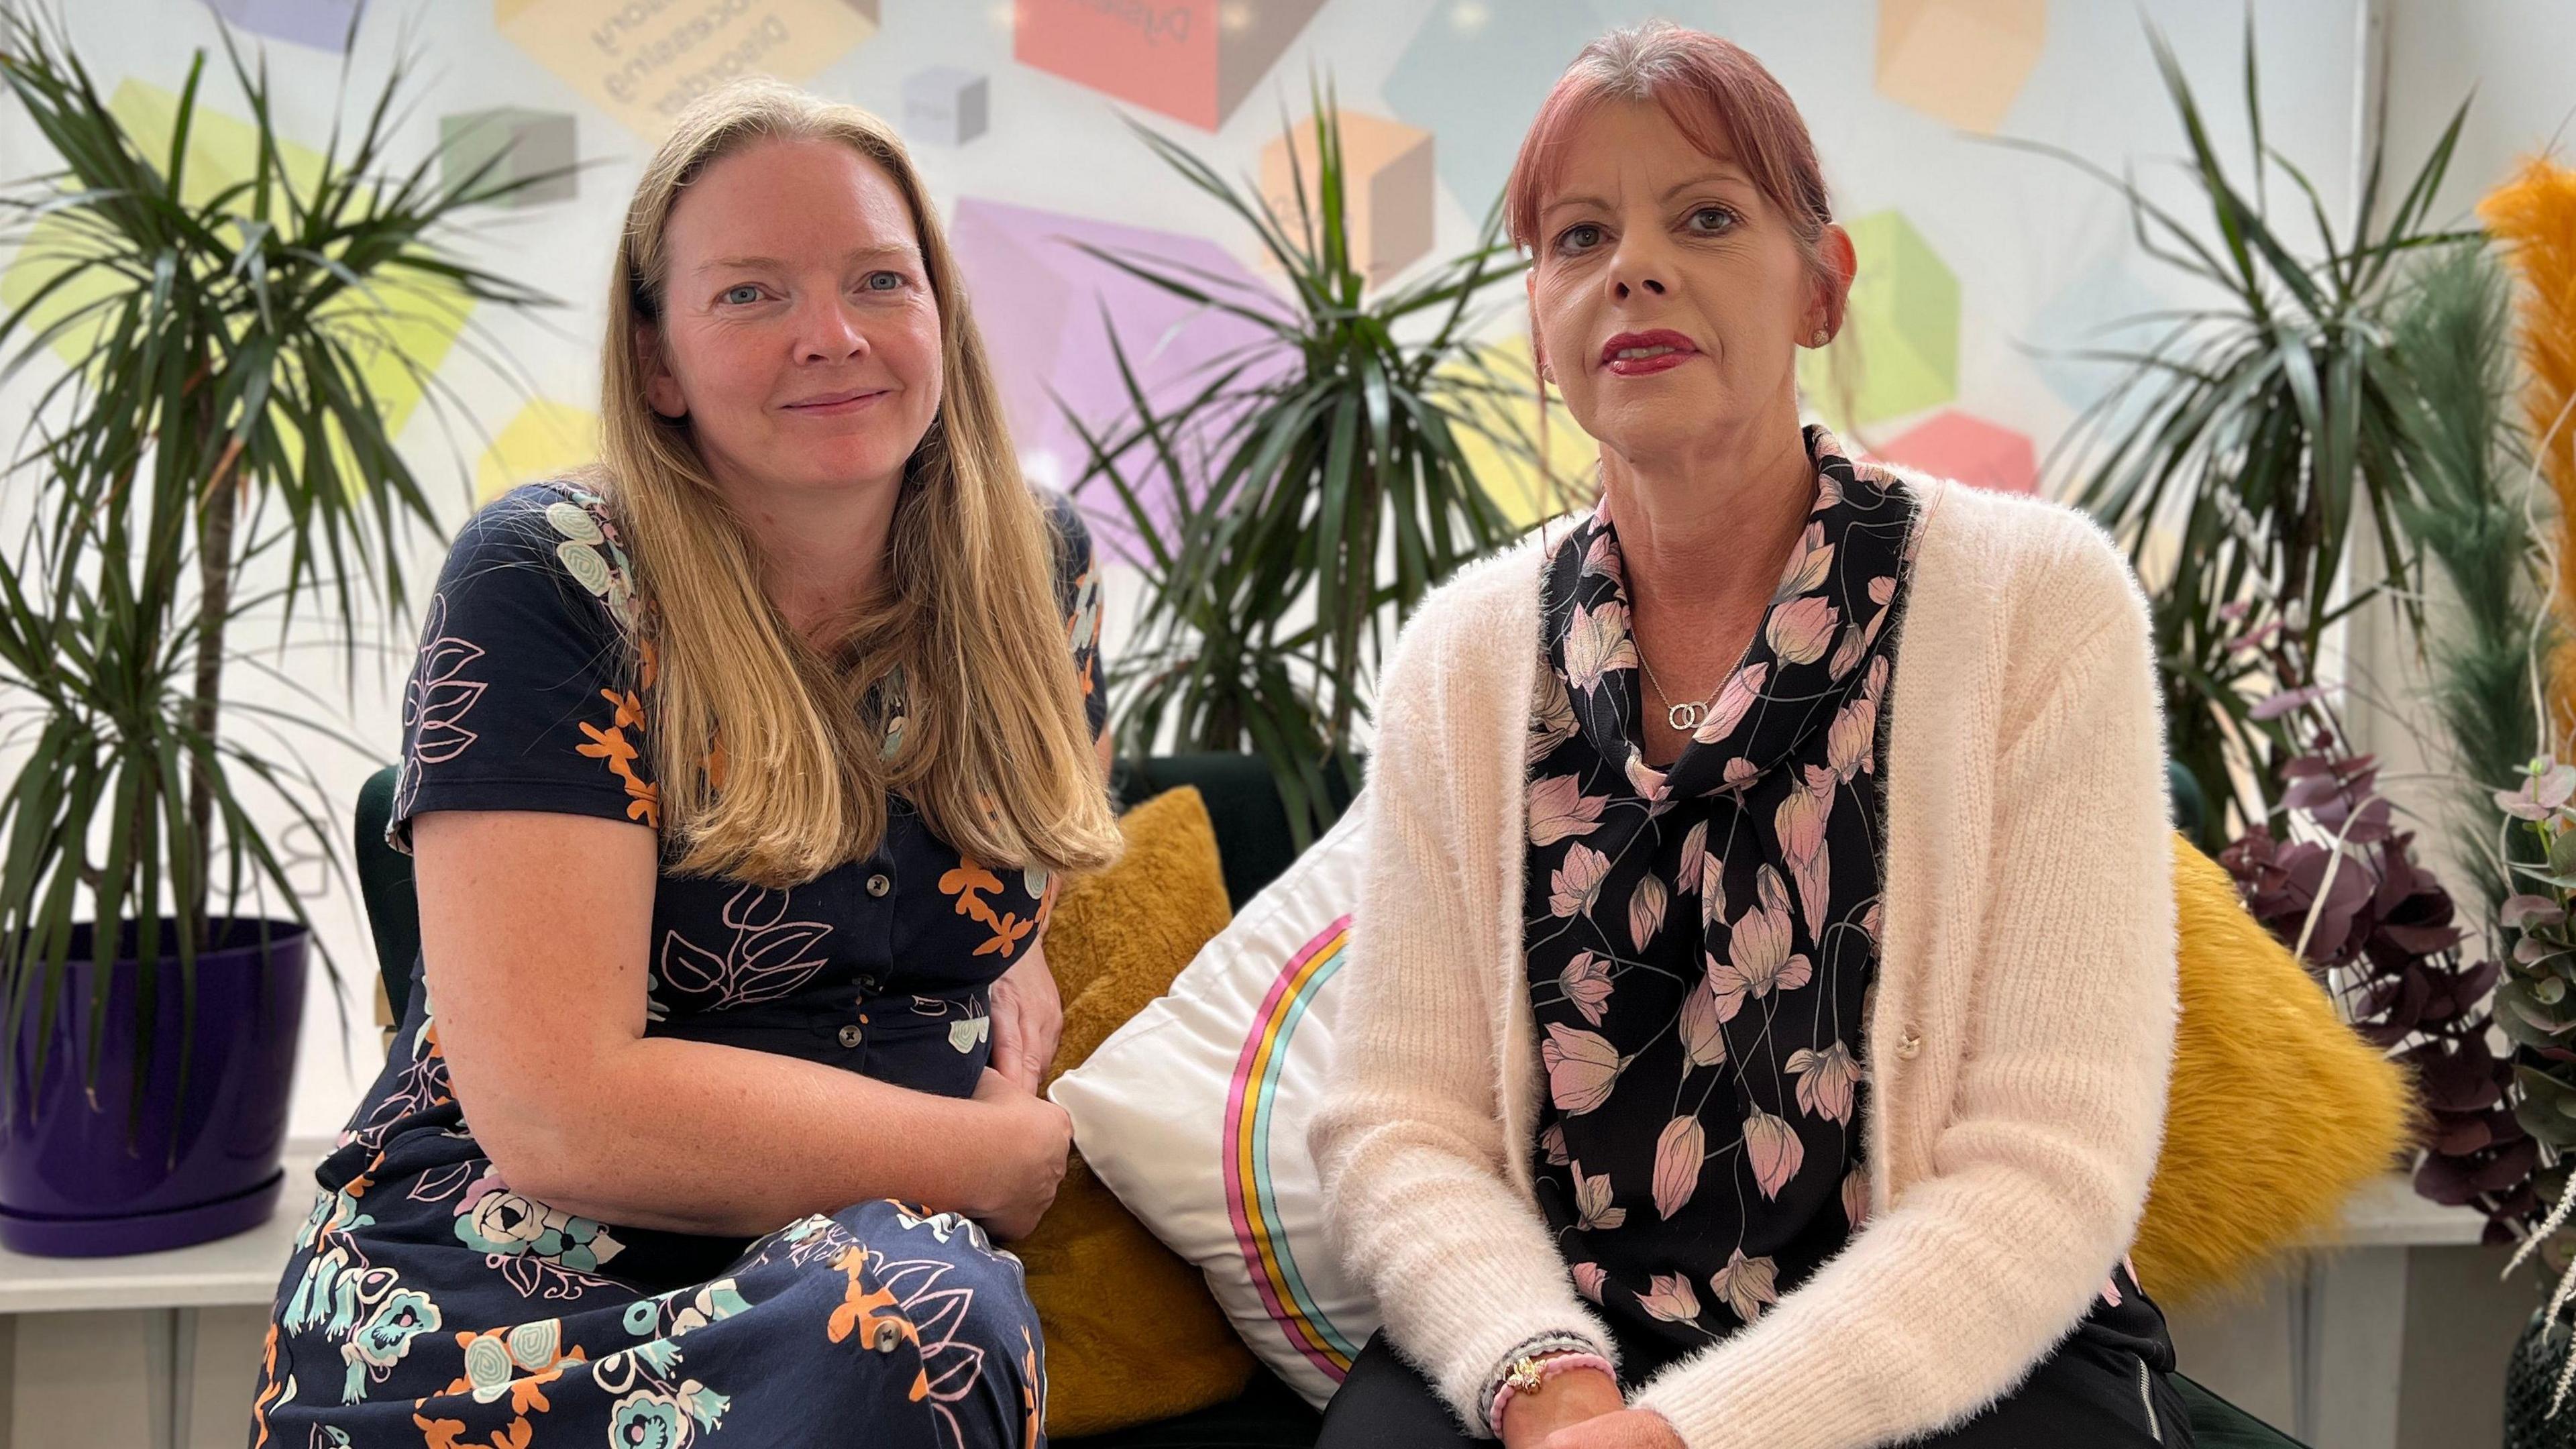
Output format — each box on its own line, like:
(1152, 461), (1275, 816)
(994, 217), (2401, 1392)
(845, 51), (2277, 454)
(1474, 1333), (1605, 1436)
(1487, 1350), (1617, 1437)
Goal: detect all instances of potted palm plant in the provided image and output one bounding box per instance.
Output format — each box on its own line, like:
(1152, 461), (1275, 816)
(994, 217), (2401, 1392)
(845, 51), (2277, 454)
(0, 8), (555, 1254)
(1071, 86), (1552, 843)
(2010, 19), (2477, 847)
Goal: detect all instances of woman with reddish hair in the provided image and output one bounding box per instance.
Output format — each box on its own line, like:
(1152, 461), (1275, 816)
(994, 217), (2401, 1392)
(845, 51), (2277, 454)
(1311, 22), (2188, 1449)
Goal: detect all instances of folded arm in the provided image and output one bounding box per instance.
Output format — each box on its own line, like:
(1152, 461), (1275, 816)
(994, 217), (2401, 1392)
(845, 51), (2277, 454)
(416, 808), (1032, 1237)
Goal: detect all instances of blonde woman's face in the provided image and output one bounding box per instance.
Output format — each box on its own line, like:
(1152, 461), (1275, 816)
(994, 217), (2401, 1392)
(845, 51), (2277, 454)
(1526, 101), (1844, 466)
(641, 137), (944, 500)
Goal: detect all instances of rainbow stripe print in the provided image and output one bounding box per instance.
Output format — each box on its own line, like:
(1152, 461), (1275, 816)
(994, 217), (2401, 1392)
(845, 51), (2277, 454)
(1222, 914), (1363, 1382)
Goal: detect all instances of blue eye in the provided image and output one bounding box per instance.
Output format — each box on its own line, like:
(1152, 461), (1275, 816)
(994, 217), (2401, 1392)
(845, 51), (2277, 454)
(721, 284), (761, 305)
(864, 271), (904, 292)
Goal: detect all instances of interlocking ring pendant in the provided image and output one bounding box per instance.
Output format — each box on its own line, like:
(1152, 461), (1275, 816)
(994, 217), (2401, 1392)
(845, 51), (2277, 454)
(1666, 700), (1707, 732)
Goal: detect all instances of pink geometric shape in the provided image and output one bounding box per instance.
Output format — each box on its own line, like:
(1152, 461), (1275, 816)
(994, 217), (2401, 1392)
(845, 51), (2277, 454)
(1871, 409), (2038, 495)
(1013, 0), (1325, 132)
(948, 197), (1285, 561)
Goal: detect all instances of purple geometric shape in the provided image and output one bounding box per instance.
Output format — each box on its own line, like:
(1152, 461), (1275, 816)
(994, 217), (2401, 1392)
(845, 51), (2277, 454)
(949, 197), (1286, 563)
(203, 0), (363, 52)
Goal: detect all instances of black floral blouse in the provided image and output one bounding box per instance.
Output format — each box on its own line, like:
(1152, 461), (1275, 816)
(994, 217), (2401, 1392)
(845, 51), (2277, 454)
(1523, 428), (1917, 1368)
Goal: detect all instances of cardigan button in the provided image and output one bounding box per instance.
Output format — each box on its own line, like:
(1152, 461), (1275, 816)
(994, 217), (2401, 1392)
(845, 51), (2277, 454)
(838, 1024), (864, 1049)
(1896, 1026), (1923, 1060)
(865, 873), (892, 898)
(871, 1320), (905, 1353)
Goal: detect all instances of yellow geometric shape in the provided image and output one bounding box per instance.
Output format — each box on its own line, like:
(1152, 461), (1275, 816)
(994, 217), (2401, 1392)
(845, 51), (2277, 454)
(0, 80), (472, 447)
(1874, 0), (2047, 135)
(1259, 111), (1437, 290)
(497, 0), (881, 139)
(1445, 342), (1597, 530)
(475, 398), (600, 502)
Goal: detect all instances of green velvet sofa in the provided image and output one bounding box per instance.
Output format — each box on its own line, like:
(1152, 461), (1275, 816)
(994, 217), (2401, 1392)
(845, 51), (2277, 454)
(350, 755), (2298, 1449)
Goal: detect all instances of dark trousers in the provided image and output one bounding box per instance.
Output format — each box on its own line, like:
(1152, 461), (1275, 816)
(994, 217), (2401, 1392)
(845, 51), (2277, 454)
(1317, 1325), (2194, 1448)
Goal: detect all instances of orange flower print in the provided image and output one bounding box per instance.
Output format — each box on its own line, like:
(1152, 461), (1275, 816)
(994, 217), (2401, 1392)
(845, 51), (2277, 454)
(940, 859), (1004, 924)
(972, 913), (1034, 957)
(576, 682), (659, 829)
(940, 855), (1032, 958)
(827, 1246), (930, 1403)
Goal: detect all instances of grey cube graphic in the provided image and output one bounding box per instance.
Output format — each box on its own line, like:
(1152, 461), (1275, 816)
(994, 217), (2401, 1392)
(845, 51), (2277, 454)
(440, 108), (577, 208)
(904, 67), (989, 147)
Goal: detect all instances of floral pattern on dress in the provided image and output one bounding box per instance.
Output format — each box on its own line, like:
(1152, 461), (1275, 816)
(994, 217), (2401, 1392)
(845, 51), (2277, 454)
(1523, 427), (1919, 1364)
(252, 483), (1104, 1447)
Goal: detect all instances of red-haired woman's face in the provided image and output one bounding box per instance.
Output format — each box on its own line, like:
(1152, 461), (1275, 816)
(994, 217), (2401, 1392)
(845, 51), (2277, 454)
(1526, 100), (1845, 466)
(639, 137), (945, 502)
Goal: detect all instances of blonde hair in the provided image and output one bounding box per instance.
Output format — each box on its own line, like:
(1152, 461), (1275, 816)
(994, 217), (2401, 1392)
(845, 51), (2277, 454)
(586, 77), (1120, 888)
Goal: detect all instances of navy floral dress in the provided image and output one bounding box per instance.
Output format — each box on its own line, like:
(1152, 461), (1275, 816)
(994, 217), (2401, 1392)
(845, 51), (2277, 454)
(250, 481), (1106, 1449)
(1521, 431), (2186, 1444)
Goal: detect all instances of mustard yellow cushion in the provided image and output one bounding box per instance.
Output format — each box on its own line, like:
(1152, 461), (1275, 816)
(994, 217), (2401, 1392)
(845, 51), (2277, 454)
(2131, 834), (2420, 1303)
(1016, 787), (1254, 1437)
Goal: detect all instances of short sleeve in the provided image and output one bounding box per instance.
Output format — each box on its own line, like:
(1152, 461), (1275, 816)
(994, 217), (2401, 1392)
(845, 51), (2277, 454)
(1045, 492), (1109, 743)
(387, 483), (657, 853)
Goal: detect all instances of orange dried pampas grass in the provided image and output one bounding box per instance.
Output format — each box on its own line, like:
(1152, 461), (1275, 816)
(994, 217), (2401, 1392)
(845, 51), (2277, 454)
(2479, 156), (2576, 743)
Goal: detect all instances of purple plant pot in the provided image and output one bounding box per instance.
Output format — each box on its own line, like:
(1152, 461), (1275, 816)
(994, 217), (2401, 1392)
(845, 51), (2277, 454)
(0, 918), (307, 1256)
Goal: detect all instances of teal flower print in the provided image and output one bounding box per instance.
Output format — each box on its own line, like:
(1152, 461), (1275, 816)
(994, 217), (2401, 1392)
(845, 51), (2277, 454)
(609, 1389), (693, 1449)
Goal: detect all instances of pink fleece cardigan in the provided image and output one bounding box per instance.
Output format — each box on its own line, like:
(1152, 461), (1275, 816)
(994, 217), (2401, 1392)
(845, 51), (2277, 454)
(1309, 475), (2181, 1448)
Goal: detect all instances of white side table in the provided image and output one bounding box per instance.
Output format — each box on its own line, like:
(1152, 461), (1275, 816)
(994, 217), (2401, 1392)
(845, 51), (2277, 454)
(0, 1140), (322, 1449)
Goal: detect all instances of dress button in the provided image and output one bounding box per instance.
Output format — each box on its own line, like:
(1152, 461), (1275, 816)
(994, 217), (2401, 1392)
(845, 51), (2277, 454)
(865, 873), (892, 898)
(871, 1320), (905, 1353)
(838, 1024), (863, 1049)
(1896, 1026), (1923, 1059)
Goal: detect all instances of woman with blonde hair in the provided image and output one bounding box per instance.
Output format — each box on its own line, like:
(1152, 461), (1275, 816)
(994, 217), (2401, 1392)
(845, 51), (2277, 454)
(1311, 21), (2186, 1449)
(251, 77), (1118, 1447)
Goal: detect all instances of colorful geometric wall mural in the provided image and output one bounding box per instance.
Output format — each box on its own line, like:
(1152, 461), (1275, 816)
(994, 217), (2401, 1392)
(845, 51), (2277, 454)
(441, 107), (579, 206)
(1871, 409), (2037, 494)
(1799, 208), (1960, 429)
(0, 80), (472, 445)
(476, 398), (601, 503)
(1259, 110), (1435, 287)
(946, 197), (1284, 561)
(1447, 341), (1599, 530)
(1384, 0), (1603, 214)
(1014, 0), (1325, 132)
(904, 65), (989, 147)
(495, 0), (881, 138)
(205, 0), (362, 52)
(1874, 0), (2049, 134)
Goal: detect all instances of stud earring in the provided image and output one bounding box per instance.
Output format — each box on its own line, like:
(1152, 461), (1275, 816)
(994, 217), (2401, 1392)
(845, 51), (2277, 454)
(1810, 328), (1831, 347)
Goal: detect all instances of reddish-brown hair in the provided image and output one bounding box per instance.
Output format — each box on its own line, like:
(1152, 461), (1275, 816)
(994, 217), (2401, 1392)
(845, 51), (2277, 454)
(1503, 21), (1835, 285)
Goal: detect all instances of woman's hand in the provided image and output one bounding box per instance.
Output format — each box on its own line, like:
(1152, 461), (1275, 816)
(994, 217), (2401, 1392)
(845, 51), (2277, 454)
(1499, 1364), (1624, 1449)
(1542, 1408), (1688, 1449)
(988, 941), (1064, 1094)
(966, 1068), (1073, 1240)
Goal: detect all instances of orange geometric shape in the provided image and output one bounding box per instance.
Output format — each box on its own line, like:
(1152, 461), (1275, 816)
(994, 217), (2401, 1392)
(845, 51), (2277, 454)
(496, 0), (880, 138)
(1260, 111), (1436, 288)
(1874, 0), (2047, 135)
(1870, 409), (2039, 496)
(1014, 0), (1326, 132)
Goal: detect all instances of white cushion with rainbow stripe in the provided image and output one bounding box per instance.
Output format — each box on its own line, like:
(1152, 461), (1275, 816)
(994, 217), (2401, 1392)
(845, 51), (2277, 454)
(1049, 794), (1376, 1409)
